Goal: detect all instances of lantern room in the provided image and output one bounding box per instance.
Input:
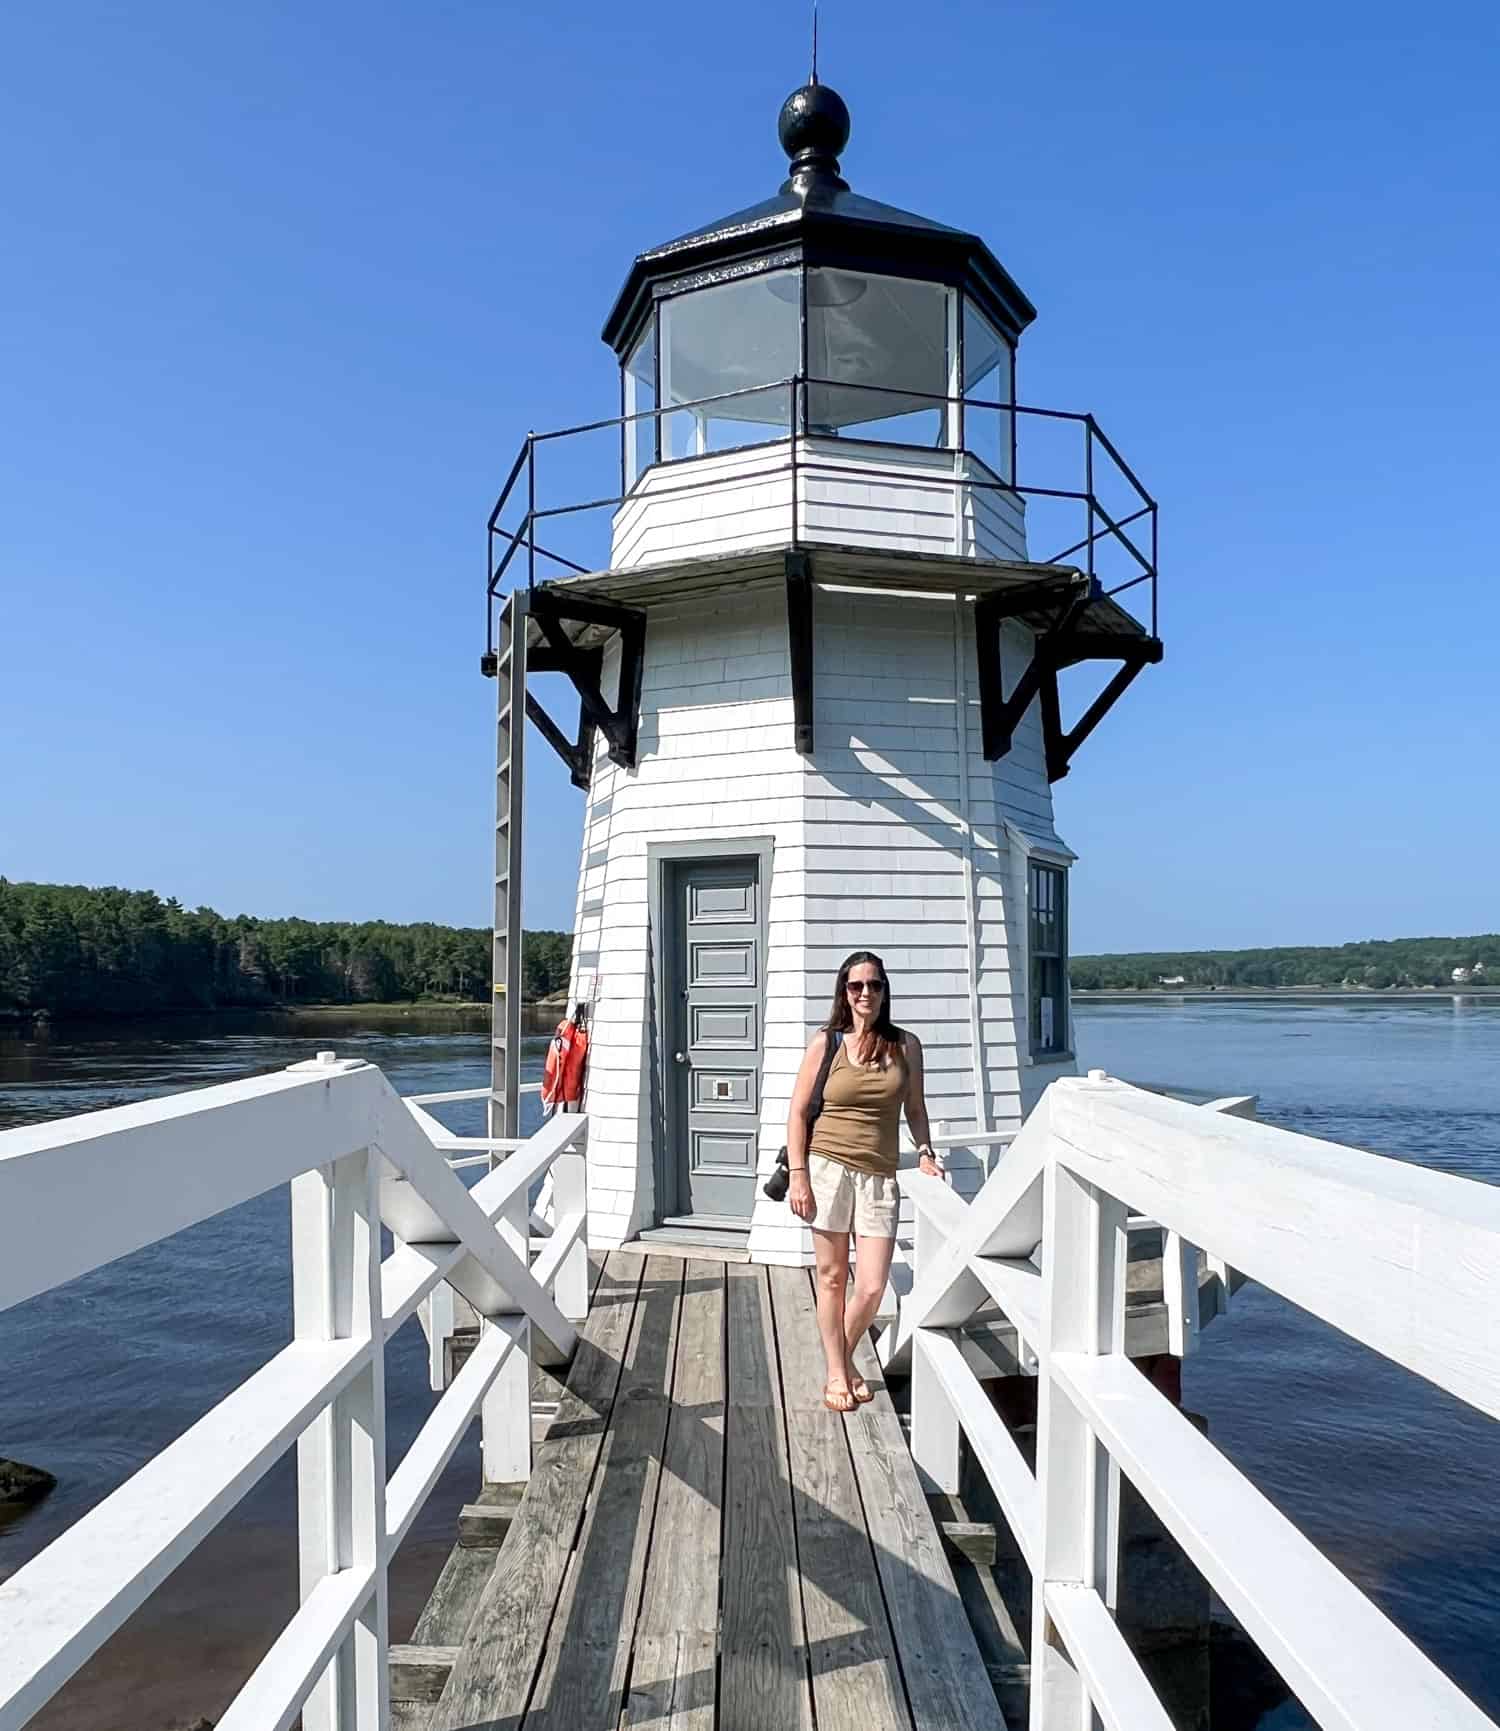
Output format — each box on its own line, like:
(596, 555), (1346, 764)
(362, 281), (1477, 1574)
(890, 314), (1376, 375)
(604, 82), (1035, 569)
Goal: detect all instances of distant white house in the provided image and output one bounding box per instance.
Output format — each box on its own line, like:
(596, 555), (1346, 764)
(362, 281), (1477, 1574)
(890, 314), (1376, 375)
(1158, 975), (1187, 987)
(1453, 962), (1487, 984)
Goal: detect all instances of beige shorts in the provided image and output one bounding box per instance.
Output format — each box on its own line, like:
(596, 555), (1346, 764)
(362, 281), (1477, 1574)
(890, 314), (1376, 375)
(806, 1154), (899, 1237)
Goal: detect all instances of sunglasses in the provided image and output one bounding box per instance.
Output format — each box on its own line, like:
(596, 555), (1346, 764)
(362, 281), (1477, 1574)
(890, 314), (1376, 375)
(846, 980), (885, 995)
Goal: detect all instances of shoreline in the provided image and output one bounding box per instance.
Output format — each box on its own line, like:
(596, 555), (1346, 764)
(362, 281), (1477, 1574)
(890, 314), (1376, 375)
(1075, 987), (1500, 1003)
(0, 999), (568, 1032)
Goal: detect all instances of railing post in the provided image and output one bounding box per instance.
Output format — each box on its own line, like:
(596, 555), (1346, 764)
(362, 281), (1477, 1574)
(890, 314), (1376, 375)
(292, 1139), (389, 1731)
(481, 1189), (533, 1486)
(552, 1134), (590, 1322)
(1031, 1075), (1127, 1731)
(423, 1276), (456, 1392)
(526, 434), (536, 590)
(1162, 1229), (1200, 1358)
(910, 1199), (962, 1495)
(1084, 418), (1095, 584)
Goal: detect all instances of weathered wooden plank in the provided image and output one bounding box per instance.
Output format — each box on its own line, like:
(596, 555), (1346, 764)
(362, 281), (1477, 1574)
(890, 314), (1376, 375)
(633, 1260), (725, 1642)
(390, 1643), (460, 1704)
(769, 1266), (912, 1731)
(456, 1482), (524, 1548)
(620, 1259), (725, 1731)
(768, 1263), (831, 1416)
(404, 1258), (613, 1664)
(428, 1252), (643, 1731)
(524, 1256), (682, 1730)
(725, 1258), (781, 1409)
(938, 1520), (998, 1567)
(846, 1334), (1008, 1731)
(406, 1541), (497, 1648)
(949, 1552), (1030, 1729)
(622, 1633), (718, 1731)
(720, 1264), (813, 1731)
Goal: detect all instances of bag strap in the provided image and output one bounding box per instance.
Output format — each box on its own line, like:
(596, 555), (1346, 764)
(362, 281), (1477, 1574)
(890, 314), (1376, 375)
(806, 1029), (844, 1127)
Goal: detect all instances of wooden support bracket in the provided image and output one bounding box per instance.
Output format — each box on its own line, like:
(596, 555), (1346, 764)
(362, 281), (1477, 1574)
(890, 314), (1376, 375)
(974, 592), (1051, 763)
(1043, 648), (1160, 783)
(525, 587), (648, 776)
(525, 690), (593, 791)
(786, 549), (815, 756)
(975, 588), (1162, 780)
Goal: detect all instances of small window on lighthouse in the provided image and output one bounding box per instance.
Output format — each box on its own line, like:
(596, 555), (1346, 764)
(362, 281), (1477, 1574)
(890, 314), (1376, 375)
(805, 270), (952, 448)
(1029, 861), (1069, 1056)
(659, 269), (799, 461)
(962, 301), (1014, 483)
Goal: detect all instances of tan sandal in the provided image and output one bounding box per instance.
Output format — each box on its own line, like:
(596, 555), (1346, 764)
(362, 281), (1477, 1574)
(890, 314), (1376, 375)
(849, 1375), (876, 1405)
(822, 1379), (857, 1413)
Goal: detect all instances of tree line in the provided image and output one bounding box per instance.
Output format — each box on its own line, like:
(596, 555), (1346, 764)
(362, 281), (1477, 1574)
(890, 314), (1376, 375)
(0, 880), (574, 1019)
(1071, 934), (1500, 992)
(8, 878), (1492, 1019)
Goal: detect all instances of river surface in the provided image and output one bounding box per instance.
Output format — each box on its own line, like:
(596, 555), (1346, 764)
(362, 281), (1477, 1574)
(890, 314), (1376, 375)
(2, 999), (1498, 1728)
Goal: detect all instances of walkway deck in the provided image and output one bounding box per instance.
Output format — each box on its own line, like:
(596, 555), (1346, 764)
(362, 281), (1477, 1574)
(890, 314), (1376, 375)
(419, 1251), (1006, 1731)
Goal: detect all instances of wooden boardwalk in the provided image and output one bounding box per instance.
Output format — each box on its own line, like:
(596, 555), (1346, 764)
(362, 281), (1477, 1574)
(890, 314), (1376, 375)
(418, 1251), (1006, 1731)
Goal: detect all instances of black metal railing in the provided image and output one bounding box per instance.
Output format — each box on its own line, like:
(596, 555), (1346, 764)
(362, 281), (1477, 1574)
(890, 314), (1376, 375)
(485, 377), (1157, 656)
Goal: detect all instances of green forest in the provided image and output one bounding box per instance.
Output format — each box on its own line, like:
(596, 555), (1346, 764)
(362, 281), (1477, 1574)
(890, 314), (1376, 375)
(0, 880), (573, 1020)
(5, 878), (1495, 1020)
(1072, 935), (1499, 992)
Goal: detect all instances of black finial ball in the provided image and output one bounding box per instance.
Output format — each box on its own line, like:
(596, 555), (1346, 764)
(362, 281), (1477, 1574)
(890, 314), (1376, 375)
(778, 82), (850, 165)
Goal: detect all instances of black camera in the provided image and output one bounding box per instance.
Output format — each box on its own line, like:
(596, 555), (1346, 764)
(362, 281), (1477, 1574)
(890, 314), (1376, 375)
(763, 1146), (791, 1202)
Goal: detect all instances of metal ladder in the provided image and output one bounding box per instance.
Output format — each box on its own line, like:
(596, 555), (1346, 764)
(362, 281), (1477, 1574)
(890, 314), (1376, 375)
(492, 590), (527, 1145)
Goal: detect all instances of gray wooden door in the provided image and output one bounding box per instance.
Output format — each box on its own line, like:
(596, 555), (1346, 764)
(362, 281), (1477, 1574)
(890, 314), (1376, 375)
(666, 857), (763, 1223)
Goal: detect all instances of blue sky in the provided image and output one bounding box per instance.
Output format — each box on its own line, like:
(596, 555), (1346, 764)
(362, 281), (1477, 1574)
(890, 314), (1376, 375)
(3, 0), (1496, 953)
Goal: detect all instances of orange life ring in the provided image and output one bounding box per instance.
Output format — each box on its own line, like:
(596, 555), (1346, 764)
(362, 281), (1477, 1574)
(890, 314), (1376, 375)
(541, 1017), (589, 1109)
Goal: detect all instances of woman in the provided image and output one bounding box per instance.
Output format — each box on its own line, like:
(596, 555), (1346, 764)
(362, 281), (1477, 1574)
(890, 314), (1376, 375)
(786, 951), (941, 1412)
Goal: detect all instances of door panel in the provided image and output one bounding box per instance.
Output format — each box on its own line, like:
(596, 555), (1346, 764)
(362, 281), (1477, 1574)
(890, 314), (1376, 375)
(668, 857), (763, 1222)
(689, 940), (756, 985)
(690, 1005), (756, 1048)
(688, 878), (755, 922)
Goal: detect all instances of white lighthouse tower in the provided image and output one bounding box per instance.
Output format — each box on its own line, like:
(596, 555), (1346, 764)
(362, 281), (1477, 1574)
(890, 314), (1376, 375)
(485, 79), (1161, 1262)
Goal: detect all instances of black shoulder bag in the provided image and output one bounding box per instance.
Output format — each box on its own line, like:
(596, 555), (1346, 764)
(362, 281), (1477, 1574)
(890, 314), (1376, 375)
(763, 1030), (844, 1201)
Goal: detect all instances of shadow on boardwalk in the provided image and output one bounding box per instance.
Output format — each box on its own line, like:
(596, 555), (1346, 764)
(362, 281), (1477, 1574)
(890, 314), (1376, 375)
(424, 1253), (1005, 1731)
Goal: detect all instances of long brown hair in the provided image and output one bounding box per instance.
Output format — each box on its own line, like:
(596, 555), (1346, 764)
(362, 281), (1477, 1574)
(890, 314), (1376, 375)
(824, 950), (904, 1067)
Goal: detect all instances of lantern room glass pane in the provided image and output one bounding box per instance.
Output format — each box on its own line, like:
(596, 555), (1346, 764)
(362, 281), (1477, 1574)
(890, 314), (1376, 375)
(659, 269), (799, 460)
(962, 300), (1013, 483)
(623, 324), (657, 488)
(805, 270), (951, 447)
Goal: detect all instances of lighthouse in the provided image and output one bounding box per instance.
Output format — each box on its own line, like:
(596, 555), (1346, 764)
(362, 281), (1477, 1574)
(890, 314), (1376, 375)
(485, 79), (1161, 1262)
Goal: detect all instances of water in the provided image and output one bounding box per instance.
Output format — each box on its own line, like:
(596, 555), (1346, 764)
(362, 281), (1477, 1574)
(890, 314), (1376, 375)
(1076, 996), (1500, 1722)
(0, 1011), (544, 1731)
(2, 1000), (1499, 1726)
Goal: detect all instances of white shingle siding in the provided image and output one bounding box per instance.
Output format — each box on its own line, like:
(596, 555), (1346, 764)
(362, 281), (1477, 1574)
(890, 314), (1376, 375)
(566, 575), (1072, 1261)
(610, 442), (1028, 567)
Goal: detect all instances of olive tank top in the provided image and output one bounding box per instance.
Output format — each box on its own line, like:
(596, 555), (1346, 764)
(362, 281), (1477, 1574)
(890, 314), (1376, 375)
(809, 1040), (907, 1176)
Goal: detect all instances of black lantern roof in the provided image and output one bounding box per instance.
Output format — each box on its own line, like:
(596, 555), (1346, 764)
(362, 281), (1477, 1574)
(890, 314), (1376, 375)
(601, 81), (1037, 357)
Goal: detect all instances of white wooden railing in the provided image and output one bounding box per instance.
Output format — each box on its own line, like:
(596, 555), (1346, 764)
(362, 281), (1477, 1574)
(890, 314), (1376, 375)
(0, 1052), (587, 1731)
(886, 1068), (1500, 1731)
